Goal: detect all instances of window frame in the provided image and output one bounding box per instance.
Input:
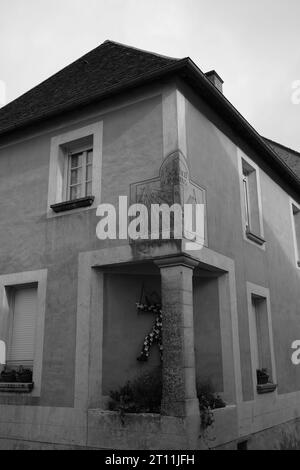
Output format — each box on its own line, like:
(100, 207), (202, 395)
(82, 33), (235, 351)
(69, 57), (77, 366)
(242, 174), (251, 232)
(65, 147), (94, 202)
(246, 282), (277, 397)
(0, 270), (47, 397)
(47, 122), (103, 218)
(6, 283), (38, 369)
(290, 199), (300, 270)
(238, 150), (266, 249)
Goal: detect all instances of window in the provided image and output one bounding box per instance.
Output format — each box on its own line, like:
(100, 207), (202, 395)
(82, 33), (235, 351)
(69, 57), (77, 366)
(0, 340), (5, 365)
(0, 269), (47, 396)
(240, 156), (265, 246)
(7, 285), (38, 370)
(291, 202), (300, 268)
(67, 148), (93, 201)
(243, 174), (251, 232)
(247, 283), (277, 395)
(47, 122), (103, 217)
(51, 138), (94, 213)
(252, 296), (271, 376)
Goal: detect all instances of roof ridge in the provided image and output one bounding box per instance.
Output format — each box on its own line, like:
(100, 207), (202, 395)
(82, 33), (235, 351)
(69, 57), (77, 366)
(0, 42), (111, 111)
(0, 40), (299, 193)
(0, 40), (179, 113)
(0, 59), (186, 135)
(102, 39), (182, 61)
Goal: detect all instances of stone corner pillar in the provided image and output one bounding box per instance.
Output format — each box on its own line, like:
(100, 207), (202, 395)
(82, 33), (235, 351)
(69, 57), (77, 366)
(155, 255), (200, 420)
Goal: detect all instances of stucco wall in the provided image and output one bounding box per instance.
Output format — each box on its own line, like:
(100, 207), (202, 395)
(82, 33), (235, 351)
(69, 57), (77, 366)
(102, 269), (225, 400)
(102, 272), (161, 395)
(0, 93), (163, 407)
(0, 75), (300, 448)
(185, 88), (300, 402)
(193, 276), (223, 392)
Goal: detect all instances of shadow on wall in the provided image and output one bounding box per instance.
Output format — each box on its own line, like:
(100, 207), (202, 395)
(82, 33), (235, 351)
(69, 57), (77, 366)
(186, 94), (300, 400)
(101, 260), (226, 401)
(193, 274), (223, 394)
(102, 263), (162, 396)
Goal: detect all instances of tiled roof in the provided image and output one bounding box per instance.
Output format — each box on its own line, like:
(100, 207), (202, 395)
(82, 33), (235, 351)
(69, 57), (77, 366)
(0, 40), (181, 136)
(0, 40), (299, 192)
(264, 138), (300, 179)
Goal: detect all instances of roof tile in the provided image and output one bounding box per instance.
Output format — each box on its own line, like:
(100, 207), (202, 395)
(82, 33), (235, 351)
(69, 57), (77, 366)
(264, 138), (300, 179)
(0, 40), (179, 136)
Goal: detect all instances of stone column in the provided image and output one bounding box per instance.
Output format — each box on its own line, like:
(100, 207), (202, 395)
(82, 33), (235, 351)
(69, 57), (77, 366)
(155, 255), (199, 419)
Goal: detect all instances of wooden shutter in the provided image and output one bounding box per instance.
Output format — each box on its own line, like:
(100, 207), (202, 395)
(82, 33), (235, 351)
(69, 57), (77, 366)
(7, 286), (38, 365)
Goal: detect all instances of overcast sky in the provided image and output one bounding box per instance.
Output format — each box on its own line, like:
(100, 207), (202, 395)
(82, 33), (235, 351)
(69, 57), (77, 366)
(0, 0), (299, 151)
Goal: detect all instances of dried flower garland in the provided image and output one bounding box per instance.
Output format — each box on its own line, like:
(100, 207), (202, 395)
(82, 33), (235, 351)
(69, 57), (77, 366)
(136, 302), (163, 362)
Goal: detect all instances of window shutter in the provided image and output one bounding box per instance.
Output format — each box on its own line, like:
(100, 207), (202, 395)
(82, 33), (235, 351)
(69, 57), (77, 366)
(7, 287), (38, 364)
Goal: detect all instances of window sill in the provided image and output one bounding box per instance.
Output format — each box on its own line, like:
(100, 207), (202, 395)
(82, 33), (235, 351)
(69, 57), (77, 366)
(0, 382), (34, 394)
(50, 196), (95, 213)
(257, 383), (277, 395)
(246, 230), (266, 246)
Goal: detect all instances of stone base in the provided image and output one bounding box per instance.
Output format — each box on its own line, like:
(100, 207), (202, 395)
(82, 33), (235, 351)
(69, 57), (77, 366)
(1, 407), (300, 450)
(86, 406), (238, 450)
(87, 411), (190, 450)
(0, 439), (90, 451)
(216, 417), (300, 450)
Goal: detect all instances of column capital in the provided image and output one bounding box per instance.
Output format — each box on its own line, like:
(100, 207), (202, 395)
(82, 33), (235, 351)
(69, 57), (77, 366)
(154, 254), (199, 270)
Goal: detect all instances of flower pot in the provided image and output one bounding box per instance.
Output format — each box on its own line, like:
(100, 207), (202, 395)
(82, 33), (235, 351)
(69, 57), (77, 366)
(0, 371), (16, 383)
(16, 370), (33, 383)
(258, 376), (269, 385)
(257, 370), (269, 385)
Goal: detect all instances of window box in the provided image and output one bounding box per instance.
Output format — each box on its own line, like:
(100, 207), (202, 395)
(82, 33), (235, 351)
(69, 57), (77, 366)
(256, 368), (277, 394)
(50, 196), (95, 213)
(0, 382), (34, 393)
(246, 229), (265, 246)
(257, 383), (277, 394)
(0, 366), (33, 384)
(0, 366), (34, 393)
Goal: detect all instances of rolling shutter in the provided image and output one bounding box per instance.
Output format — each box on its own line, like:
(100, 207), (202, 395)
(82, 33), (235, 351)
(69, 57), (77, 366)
(7, 286), (38, 365)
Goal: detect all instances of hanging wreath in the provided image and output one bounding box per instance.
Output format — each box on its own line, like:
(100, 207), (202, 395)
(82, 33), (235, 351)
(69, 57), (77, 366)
(136, 285), (163, 362)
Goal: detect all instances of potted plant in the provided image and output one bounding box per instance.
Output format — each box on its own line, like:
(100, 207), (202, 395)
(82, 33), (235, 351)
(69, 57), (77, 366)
(257, 368), (269, 385)
(0, 367), (16, 383)
(16, 366), (33, 383)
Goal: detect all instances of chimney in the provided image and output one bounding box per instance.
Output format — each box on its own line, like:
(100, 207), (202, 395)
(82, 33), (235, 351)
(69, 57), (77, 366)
(205, 70), (224, 93)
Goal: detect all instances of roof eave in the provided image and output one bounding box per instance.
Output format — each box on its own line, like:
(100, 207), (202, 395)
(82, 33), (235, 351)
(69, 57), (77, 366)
(181, 59), (300, 194)
(0, 59), (187, 139)
(0, 56), (299, 194)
